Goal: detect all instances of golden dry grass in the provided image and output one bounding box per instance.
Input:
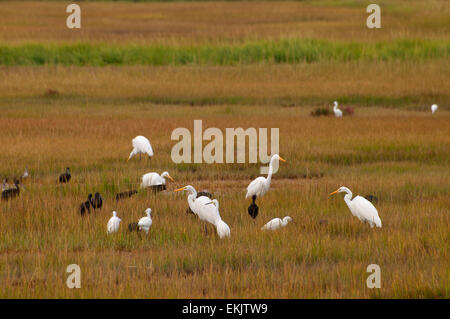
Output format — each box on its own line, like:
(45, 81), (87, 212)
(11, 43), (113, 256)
(0, 61), (448, 108)
(0, 1), (448, 44)
(0, 103), (449, 298)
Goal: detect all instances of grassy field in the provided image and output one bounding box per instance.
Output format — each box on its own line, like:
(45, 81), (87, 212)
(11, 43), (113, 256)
(0, 1), (449, 298)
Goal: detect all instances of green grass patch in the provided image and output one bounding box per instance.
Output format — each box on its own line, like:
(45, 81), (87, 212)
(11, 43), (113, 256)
(0, 39), (448, 66)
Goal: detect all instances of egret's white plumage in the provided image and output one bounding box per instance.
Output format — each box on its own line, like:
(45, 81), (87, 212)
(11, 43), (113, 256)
(333, 101), (343, 118)
(175, 186), (230, 238)
(246, 154), (286, 199)
(138, 208), (152, 234)
(262, 216), (293, 231)
(431, 104), (438, 114)
(141, 171), (174, 188)
(127, 136), (154, 161)
(330, 186), (382, 228)
(107, 211), (122, 233)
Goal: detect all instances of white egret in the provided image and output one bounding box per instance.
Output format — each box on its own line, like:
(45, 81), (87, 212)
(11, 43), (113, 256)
(138, 208), (152, 234)
(261, 216), (293, 231)
(203, 200), (231, 239)
(127, 135), (154, 161)
(431, 104), (438, 114)
(330, 186), (382, 228)
(141, 171), (174, 188)
(333, 101), (343, 118)
(107, 211), (122, 233)
(245, 154), (286, 218)
(175, 186), (230, 238)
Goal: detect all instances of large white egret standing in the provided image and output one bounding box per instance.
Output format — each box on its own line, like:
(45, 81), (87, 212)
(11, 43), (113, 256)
(107, 211), (122, 233)
(329, 186), (382, 228)
(245, 154), (286, 219)
(138, 208), (152, 234)
(431, 104), (438, 114)
(261, 216), (293, 231)
(141, 171), (174, 188)
(333, 101), (343, 118)
(127, 136), (154, 161)
(174, 186), (230, 238)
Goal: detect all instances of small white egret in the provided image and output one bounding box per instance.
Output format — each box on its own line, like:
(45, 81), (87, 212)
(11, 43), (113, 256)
(333, 101), (343, 118)
(431, 104), (438, 114)
(138, 208), (153, 234)
(261, 216), (293, 231)
(107, 211), (122, 233)
(245, 154), (286, 218)
(141, 171), (174, 188)
(127, 135), (154, 161)
(330, 186), (382, 228)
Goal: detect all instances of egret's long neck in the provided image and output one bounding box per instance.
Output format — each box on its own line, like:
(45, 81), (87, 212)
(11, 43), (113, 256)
(187, 190), (197, 211)
(266, 158), (276, 183)
(281, 218), (289, 226)
(343, 189), (353, 207)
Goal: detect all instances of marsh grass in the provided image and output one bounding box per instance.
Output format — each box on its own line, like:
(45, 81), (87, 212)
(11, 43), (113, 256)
(0, 103), (448, 298)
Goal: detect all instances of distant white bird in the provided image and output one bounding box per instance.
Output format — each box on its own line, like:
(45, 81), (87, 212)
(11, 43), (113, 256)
(107, 211), (122, 233)
(22, 168), (29, 180)
(246, 154), (286, 218)
(138, 208), (152, 234)
(333, 101), (343, 118)
(262, 216), (293, 231)
(174, 186), (230, 238)
(330, 186), (382, 228)
(127, 136), (154, 161)
(141, 171), (174, 188)
(431, 104), (438, 114)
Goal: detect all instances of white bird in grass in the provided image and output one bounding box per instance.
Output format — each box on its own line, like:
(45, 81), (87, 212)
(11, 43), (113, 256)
(138, 208), (152, 234)
(245, 154), (286, 218)
(329, 186), (382, 228)
(141, 171), (174, 188)
(174, 186), (230, 238)
(333, 101), (343, 118)
(127, 136), (154, 161)
(107, 211), (122, 234)
(431, 104), (438, 114)
(262, 216), (293, 231)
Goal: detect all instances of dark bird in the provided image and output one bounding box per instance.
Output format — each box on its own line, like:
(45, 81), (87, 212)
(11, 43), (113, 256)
(2, 179), (21, 200)
(365, 194), (378, 203)
(115, 189), (138, 201)
(149, 184), (167, 193)
(59, 167), (71, 183)
(186, 191), (213, 215)
(248, 195), (259, 219)
(79, 199), (91, 216)
(128, 222), (140, 232)
(90, 192), (103, 210)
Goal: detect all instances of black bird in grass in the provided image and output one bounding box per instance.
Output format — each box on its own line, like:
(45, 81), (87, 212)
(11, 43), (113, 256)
(185, 191), (213, 216)
(79, 199), (91, 216)
(365, 194), (379, 203)
(128, 222), (139, 232)
(1, 179), (21, 200)
(247, 195), (259, 219)
(149, 184), (167, 193)
(115, 189), (138, 201)
(90, 192), (103, 210)
(59, 167), (71, 183)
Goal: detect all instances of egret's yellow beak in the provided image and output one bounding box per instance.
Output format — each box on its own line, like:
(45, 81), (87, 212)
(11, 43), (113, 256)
(279, 156), (286, 162)
(167, 175), (175, 182)
(126, 158), (130, 162)
(174, 187), (185, 192)
(329, 190), (339, 196)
